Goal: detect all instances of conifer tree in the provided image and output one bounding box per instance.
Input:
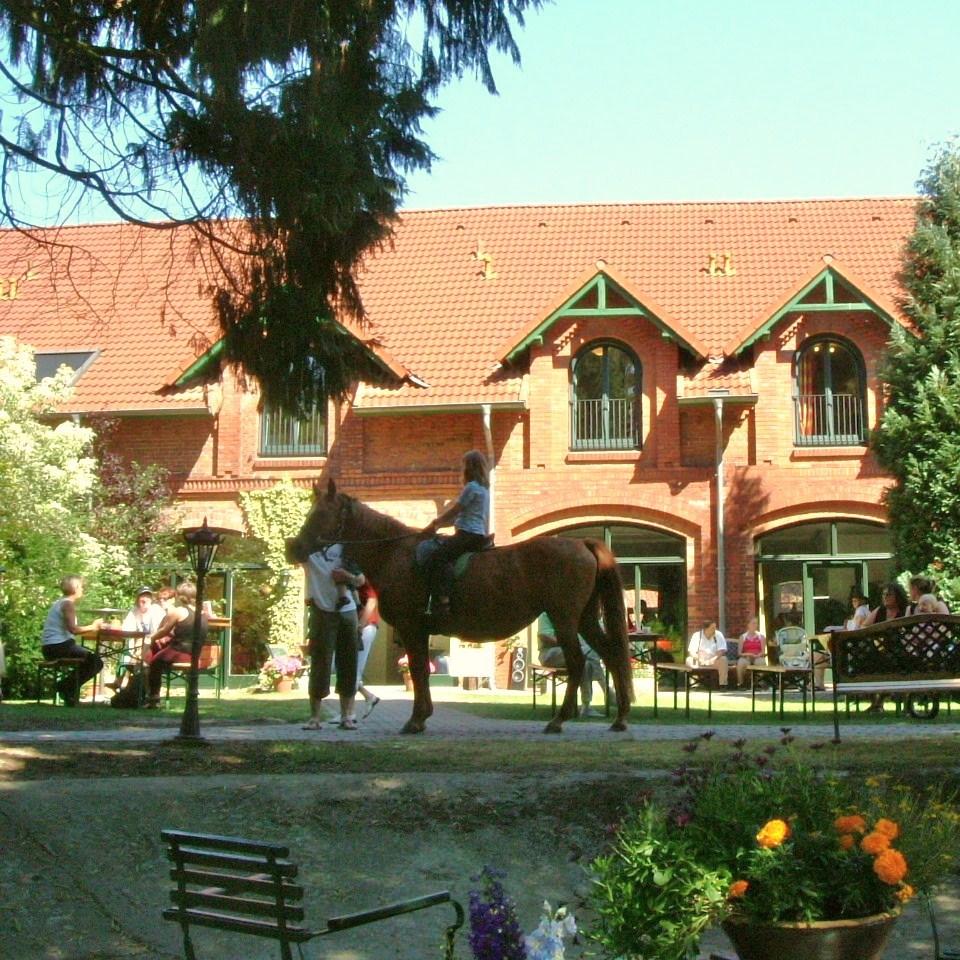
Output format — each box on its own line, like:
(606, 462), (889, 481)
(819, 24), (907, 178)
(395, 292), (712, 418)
(873, 143), (960, 602)
(0, 2), (543, 411)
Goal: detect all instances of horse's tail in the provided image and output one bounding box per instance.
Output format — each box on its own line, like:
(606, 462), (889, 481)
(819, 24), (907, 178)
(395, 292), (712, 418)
(583, 538), (634, 703)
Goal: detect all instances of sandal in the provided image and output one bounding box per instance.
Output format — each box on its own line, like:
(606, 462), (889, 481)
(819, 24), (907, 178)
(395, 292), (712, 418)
(301, 718), (323, 730)
(338, 718), (358, 730)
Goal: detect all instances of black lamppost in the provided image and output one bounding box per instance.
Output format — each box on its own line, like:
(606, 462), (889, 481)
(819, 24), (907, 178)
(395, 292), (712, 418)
(177, 518), (225, 743)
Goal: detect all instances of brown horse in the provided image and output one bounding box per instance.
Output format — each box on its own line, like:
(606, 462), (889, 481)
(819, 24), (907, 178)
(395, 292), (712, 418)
(286, 481), (634, 734)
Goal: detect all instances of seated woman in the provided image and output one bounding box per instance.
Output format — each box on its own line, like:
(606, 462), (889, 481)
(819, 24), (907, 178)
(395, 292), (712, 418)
(860, 582), (909, 712)
(906, 575), (950, 616)
(143, 582), (207, 708)
(735, 616), (766, 687)
(686, 619), (729, 687)
(863, 582), (909, 626)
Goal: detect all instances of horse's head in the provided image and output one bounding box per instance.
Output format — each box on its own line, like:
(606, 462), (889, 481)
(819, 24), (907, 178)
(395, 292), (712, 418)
(284, 479), (353, 563)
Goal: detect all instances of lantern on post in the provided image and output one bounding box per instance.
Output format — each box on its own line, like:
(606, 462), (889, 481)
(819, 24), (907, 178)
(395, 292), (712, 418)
(177, 518), (225, 742)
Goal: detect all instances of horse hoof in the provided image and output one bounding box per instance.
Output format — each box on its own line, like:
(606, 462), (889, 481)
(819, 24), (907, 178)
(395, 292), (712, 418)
(609, 720), (628, 732)
(543, 721), (563, 734)
(401, 721), (425, 735)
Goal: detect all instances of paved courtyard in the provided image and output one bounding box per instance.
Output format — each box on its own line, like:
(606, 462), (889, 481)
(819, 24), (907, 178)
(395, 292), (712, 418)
(3, 684), (959, 745)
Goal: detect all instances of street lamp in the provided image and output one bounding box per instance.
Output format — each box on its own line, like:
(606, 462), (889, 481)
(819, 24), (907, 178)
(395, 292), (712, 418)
(177, 518), (225, 742)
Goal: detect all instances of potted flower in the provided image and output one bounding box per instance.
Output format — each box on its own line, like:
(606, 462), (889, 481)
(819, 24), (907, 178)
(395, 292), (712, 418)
(258, 653), (303, 692)
(587, 733), (960, 960)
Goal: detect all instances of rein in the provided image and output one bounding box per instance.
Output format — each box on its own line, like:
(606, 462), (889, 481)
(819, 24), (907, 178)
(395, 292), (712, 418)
(315, 496), (422, 547)
(315, 532), (420, 546)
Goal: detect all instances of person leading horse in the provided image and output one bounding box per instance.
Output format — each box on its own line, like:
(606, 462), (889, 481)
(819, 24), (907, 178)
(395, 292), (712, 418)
(286, 480), (634, 734)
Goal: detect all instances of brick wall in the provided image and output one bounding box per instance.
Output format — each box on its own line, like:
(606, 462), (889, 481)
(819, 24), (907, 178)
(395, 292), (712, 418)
(115, 308), (896, 649)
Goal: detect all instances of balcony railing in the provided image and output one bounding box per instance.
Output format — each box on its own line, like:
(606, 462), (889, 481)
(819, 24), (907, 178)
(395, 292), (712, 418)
(794, 393), (865, 447)
(259, 407), (327, 457)
(571, 397), (640, 450)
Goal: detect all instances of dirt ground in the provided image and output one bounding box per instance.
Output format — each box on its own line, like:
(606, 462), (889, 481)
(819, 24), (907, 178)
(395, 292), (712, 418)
(2, 771), (958, 960)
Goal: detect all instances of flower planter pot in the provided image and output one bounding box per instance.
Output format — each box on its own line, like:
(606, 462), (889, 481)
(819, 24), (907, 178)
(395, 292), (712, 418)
(722, 910), (899, 960)
(275, 677), (293, 693)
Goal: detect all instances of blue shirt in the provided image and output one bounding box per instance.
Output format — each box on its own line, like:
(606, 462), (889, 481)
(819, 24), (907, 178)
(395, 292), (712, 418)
(456, 480), (489, 535)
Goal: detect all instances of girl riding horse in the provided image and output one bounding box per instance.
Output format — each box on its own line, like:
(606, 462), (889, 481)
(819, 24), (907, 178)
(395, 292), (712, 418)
(287, 480), (633, 734)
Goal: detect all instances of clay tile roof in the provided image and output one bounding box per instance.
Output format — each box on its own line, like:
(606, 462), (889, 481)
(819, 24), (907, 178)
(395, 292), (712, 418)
(0, 222), (221, 413)
(354, 197), (917, 409)
(0, 198), (918, 413)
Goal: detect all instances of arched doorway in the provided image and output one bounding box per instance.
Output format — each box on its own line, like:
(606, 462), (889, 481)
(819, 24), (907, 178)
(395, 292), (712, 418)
(554, 522), (687, 636)
(755, 520), (893, 635)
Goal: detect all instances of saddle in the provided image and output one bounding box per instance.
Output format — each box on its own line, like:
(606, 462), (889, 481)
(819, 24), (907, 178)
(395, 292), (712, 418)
(414, 535), (495, 580)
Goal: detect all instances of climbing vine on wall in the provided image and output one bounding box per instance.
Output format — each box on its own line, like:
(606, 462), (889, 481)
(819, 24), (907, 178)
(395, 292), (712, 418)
(239, 481), (312, 648)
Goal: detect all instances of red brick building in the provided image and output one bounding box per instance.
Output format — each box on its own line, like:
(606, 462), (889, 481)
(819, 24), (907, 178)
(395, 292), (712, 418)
(0, 198), (918, 680)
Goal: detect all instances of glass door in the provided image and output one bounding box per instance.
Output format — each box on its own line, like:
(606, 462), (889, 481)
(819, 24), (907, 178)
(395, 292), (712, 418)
(802, 562), (865, 634)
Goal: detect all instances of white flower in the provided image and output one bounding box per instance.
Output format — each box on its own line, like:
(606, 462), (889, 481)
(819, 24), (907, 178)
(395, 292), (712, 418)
(524, 902), (576, 960)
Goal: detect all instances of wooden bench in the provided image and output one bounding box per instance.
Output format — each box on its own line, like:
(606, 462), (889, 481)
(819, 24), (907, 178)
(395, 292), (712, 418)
(530, 662), (612, 716)
(162, 829), (464, 960)
(35, 657), (86, 705)
(747, 663), (816, 716)
(530, 664), (568, 712)
(653, 662), (722, 719)
(829, 614), (960, 741)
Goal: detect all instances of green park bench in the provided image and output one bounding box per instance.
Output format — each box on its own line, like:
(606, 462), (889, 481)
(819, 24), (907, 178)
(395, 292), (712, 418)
(162, 829), (464, 959)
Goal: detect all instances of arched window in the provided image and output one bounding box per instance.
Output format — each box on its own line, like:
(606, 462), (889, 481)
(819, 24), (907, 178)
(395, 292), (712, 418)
(794, 336), (866, 446)
(571, 341), (641, 450)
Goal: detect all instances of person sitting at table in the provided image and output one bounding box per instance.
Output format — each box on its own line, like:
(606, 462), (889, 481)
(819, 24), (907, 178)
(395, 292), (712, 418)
(844, 589), (872, 630)
(906, 575), (950, 616)
(686, 619), (729, 687)
(40, 575), (104, 706)
(537, 612), (611, 718)
(143, 582), (208, 708)
(105, 586), (176, 694)
(121, 586), (167, 642)
(735, 616), (766, 687)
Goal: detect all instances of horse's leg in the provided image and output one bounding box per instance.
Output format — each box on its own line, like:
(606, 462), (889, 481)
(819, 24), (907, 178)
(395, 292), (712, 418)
(544, 623), (586, 734)
(581, 616), (631, 732)
(401, 627), (433, 735)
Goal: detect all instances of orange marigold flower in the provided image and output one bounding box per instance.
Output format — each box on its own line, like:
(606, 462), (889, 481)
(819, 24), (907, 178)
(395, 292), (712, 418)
(728, 880), (749, 899)
(861, 831), (892, 855)
(833, 814), (867, 834)
(874, 848), (909, 886)
(895, 883), (915, 903)
(756, 819), (791, 849)
(838, 833), (856, 850)
(874, 818), (900, 840)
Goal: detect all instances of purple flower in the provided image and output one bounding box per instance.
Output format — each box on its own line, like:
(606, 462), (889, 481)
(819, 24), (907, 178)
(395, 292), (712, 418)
(732, 738), (747, 749)
(699, 730), (716, 741)
(809, 742), (826, 751)
(763, 745), (777, 756)
(780, 727), (792, 735)
(682, 742), (699, 753)
(755, 754), (769, 768)
(780, 735), (795, 746)
(468, 867), (527, 960)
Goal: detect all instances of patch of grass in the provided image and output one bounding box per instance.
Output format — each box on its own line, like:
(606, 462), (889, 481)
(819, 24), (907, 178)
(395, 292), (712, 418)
(3, 734), (959, 783)
(446, 692), (960, 727)
(0, 690), (309, 731)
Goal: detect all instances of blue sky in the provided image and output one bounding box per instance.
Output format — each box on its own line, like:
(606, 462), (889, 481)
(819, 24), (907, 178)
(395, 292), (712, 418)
(401, 0), (960, 209)
(8, 0), (959, 223)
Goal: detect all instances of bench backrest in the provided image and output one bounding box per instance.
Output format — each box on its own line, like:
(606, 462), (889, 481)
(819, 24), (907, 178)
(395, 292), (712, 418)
(162, 829), (310, 957)
(830, 614), (960, 683)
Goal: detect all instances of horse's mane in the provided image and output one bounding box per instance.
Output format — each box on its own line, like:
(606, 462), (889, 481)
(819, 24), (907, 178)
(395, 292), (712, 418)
(347, 494), (418, 541)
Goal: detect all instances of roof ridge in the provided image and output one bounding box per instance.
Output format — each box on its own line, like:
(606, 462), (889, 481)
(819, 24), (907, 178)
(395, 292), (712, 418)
(398, 196), (919, 215)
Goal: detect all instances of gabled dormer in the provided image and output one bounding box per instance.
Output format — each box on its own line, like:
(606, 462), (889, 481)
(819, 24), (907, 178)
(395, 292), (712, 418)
(501, 266), (708, 365)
